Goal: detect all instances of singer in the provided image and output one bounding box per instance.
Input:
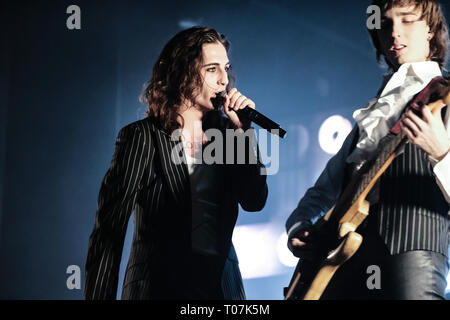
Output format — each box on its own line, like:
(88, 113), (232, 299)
(84, 26), (268, 300)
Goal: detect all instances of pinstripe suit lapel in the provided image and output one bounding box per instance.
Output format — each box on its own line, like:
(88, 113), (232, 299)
(153, 127), (190, 205)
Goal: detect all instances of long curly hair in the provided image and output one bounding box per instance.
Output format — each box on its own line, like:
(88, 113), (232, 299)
(367, 0), (449, 70)
(140, 26), (232, 133)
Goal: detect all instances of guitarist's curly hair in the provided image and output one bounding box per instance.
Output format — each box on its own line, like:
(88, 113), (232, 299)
(368, 0), (449, 70)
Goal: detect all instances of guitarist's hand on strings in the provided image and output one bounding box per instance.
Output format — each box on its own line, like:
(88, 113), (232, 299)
(401, 108), (450, 161)
(288, 228), (319, 260)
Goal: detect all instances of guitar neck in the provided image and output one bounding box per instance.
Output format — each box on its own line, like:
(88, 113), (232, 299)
(330, 131), (407, 225)
(352, 131), (407, 202)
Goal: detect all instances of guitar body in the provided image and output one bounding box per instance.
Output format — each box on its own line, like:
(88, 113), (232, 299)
(284, 200), (367, 300)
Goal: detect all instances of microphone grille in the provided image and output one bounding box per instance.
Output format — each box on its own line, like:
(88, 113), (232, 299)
(212, 91), (227, 110)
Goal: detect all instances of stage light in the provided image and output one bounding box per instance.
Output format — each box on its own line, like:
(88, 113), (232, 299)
(178, 20), (201, 29)
(318, 115), (352, 155)
(232, 224), (283, 279)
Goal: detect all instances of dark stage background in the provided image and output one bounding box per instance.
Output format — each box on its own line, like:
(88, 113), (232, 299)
(1, 0), (449, 299)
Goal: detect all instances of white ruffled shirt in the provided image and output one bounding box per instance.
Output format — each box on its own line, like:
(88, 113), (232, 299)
(347, 61), (450, 202)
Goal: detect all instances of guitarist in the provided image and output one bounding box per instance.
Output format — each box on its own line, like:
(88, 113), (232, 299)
(286, 0), (450, 300)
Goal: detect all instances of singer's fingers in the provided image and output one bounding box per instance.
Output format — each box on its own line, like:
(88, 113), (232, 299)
(229, 91), (242, 110)
(223, 104), (243, 129)
(234, 95), (247, 110)
(227, 88), (238, 96)
(223, 94), (231, 110)
(240, 98), (255, 110)
(222, 96), (234, 116)
(226, 88), (238, 107)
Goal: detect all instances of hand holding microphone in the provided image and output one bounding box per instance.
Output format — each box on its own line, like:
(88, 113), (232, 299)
(222, 88), (255, 130)
(215, 89), (287, 138)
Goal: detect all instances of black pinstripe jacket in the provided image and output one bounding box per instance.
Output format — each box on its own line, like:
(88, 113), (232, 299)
(85, 114), (268, 300)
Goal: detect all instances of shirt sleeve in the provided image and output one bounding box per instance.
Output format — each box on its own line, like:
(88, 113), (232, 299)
(285, 126), (358, 239)
(430, 152), (450, 203)
(428, 106), (450, 203)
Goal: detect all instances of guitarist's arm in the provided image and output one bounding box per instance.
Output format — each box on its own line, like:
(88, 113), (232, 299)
(285, 126), (359, 257)
(401, 106), (450, 203)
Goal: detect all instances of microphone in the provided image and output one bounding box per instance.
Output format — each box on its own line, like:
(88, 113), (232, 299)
(215, 91), (287, 138)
